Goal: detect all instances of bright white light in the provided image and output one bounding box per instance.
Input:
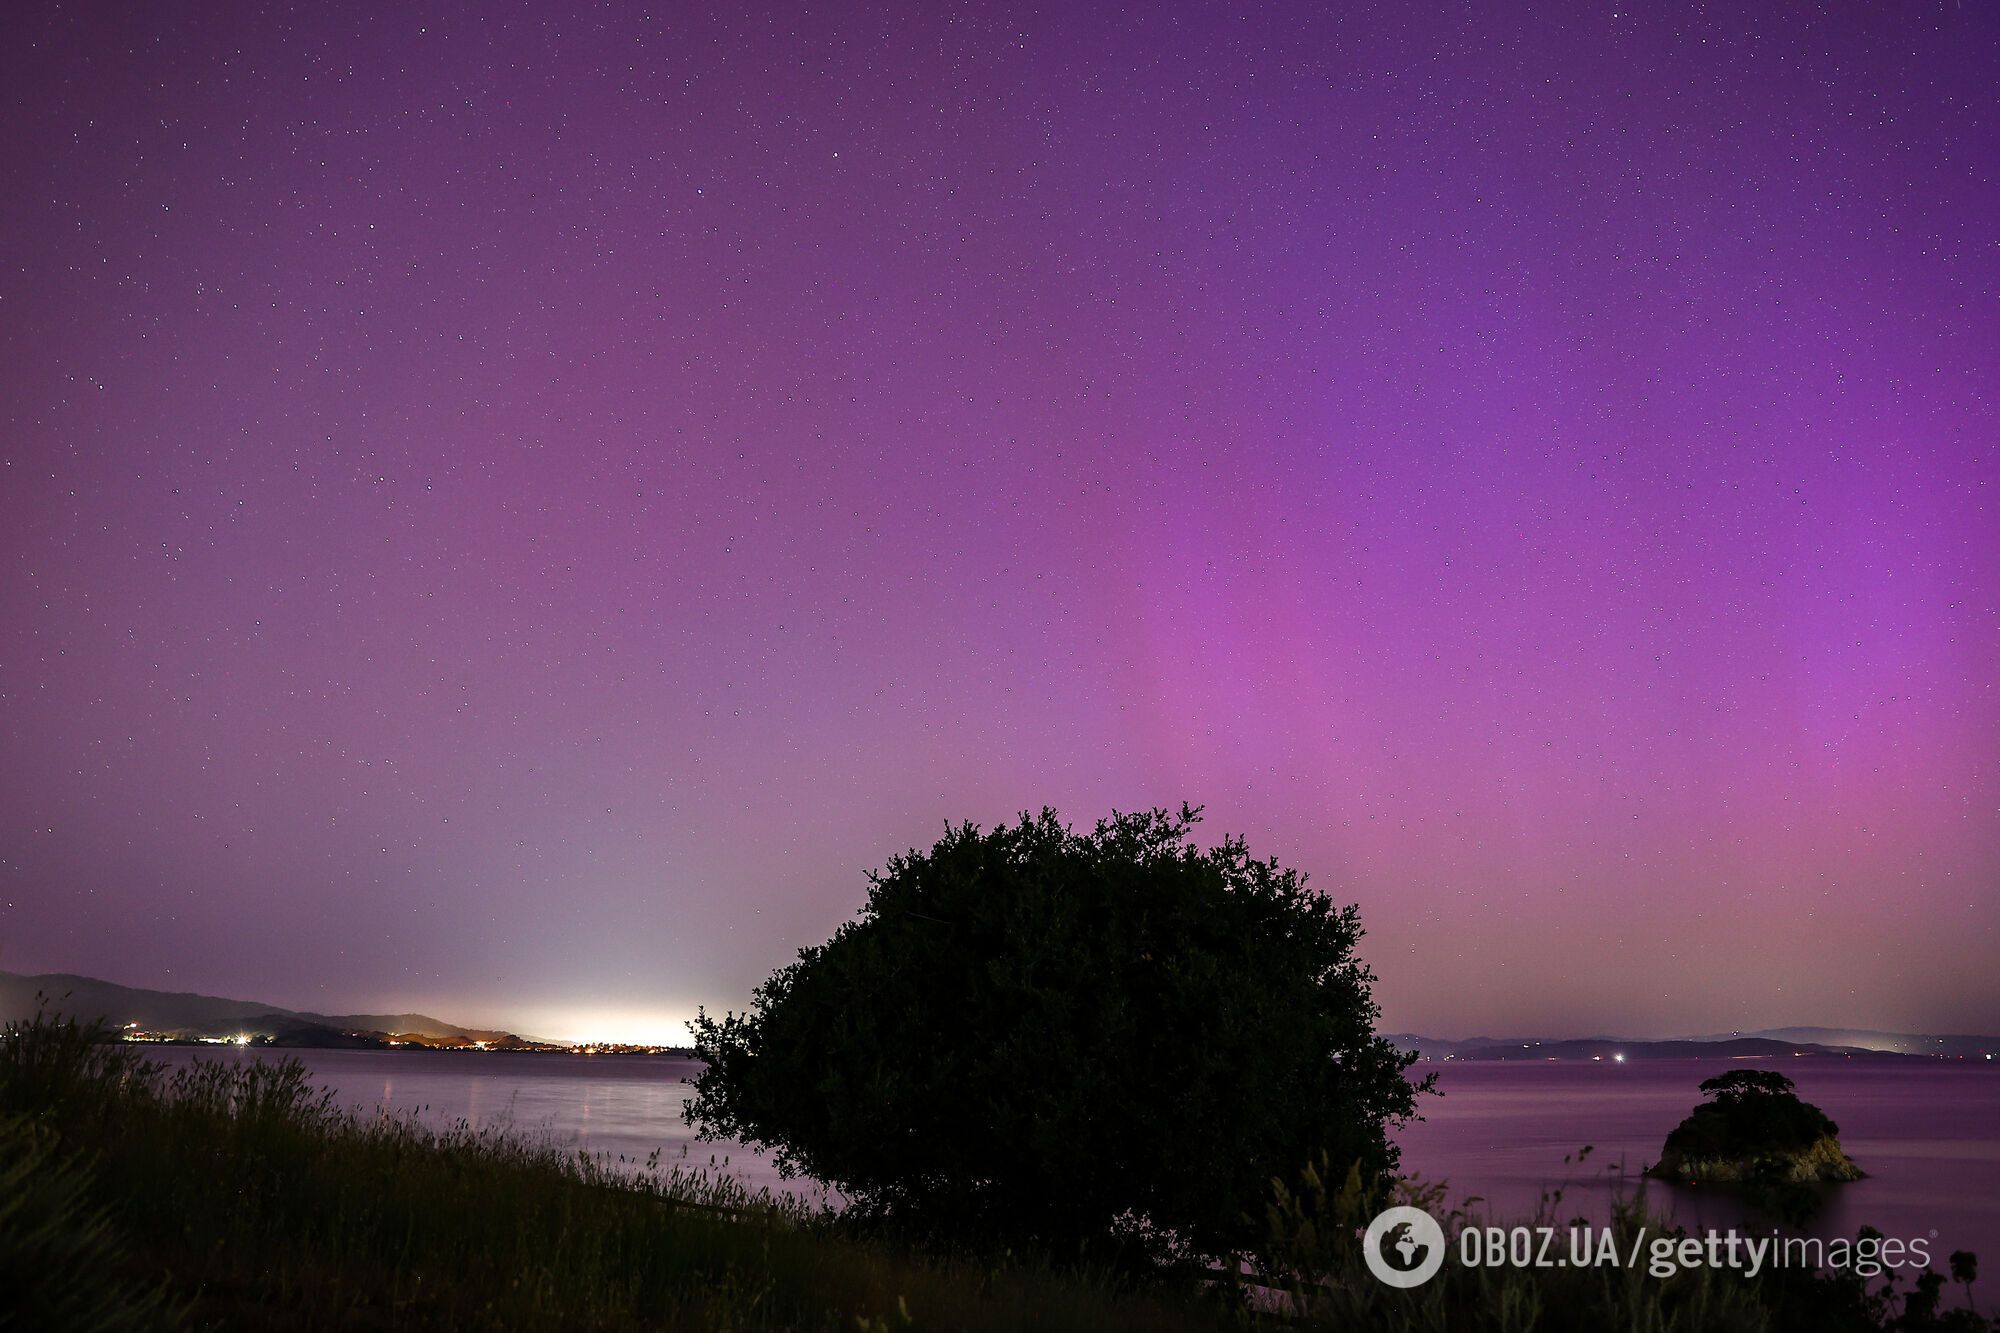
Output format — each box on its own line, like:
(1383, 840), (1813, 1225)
(1613, 1052), (1626, 1063)
(508, 1004), (696, 1047)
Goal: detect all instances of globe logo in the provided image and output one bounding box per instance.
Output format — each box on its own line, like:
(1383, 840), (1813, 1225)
(1363, 1205), (1447, 1288)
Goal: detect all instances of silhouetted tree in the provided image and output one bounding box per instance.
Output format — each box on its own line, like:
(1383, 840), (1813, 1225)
(1672, 1068), (1841, 1156)
(686, 805), (1427, 1267)
(1951, 1250), (1979, 1315)
(1698, 1069), (1797, 1102)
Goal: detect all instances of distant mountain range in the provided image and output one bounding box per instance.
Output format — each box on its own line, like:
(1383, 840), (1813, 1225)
(0, 970), (539, 1049)
(1383, 1028), (1999, 1062)
(7, 970), (1993, 1062)
(1675, 1026), (2000, 1059)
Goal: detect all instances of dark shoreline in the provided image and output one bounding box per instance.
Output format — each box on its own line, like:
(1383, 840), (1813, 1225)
(115, 1036), (698, 1057)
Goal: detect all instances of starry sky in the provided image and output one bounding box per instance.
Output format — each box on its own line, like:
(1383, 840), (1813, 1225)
(3, 3), (1996, 1044)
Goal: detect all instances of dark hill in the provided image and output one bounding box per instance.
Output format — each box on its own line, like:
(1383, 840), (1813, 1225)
(1447, 1037), (1910, 1062)
(0, 970), (524, 1045)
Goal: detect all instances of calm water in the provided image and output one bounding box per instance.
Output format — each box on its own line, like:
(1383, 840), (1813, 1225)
(1397, 1060), (2000, 1264)
(140, 1046), (798, 1194)
(140, 1048), (2000, 1263)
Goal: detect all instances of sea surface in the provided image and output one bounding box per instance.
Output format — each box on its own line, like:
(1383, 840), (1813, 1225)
(138, 1047), (2000, 1265)
(1395, 1059), (2000, 1266)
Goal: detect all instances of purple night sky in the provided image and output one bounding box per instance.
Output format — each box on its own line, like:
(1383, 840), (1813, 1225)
(3, 4), (1995, 1043)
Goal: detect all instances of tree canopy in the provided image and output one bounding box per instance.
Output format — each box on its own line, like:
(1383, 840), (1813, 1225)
(1666, 1068), (1839, 1159)
(685, 805), (1427, 1265)
(1698, 1069), (1797, 1102)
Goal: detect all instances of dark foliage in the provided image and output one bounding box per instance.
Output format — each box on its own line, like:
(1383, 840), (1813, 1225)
(0, 1111), (178, 1332)
(686, 805), (1429, 1266)
(1260, 1159), (1994, 1333)
(1663, 1069), (1840, 1160)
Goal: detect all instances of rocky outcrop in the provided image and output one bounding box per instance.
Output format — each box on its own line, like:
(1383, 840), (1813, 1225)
(1645, 1069), (1864, 1188)
(1649, 1132), (1864, 1184)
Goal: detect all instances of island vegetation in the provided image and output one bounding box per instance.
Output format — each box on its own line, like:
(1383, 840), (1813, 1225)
(1649, 1070), (1865, 1185)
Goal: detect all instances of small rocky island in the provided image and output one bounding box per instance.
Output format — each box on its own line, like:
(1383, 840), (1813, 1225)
(1648, 1069), (1864, 1184)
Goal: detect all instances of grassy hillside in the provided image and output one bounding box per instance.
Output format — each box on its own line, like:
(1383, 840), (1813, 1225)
(0, 1009), (1221, 1331)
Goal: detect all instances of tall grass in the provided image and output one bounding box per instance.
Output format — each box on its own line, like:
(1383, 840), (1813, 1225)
(0, 1111), (179, 1331)
(0, 1010), (1220, 1331)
